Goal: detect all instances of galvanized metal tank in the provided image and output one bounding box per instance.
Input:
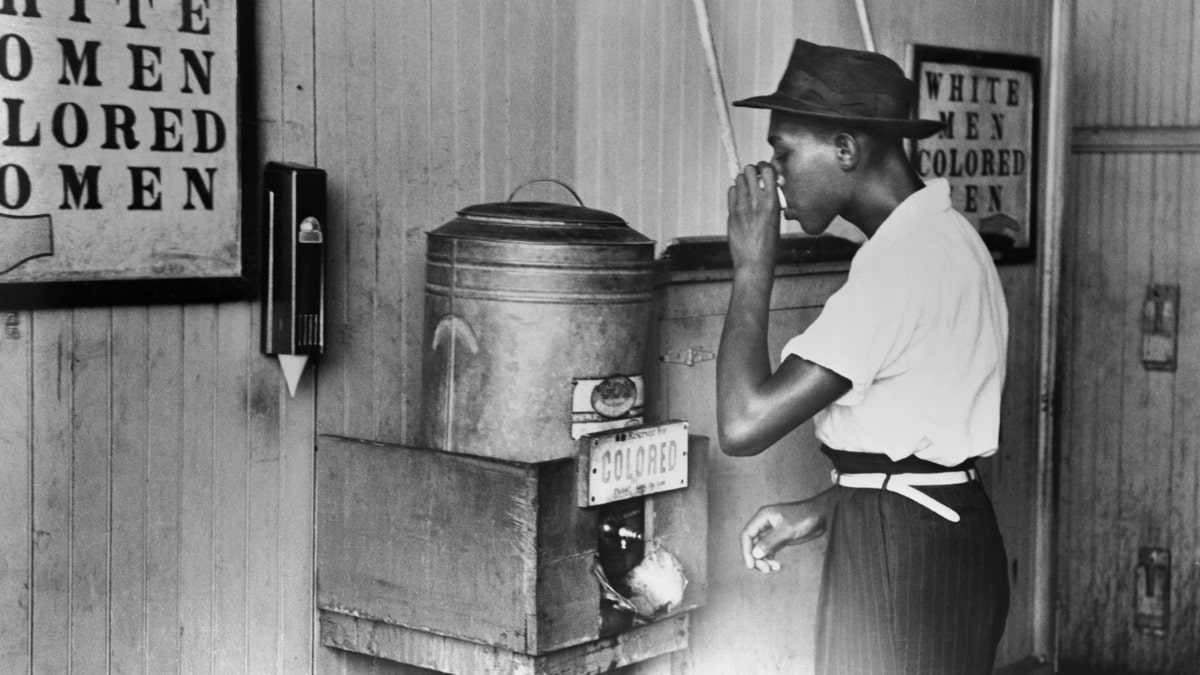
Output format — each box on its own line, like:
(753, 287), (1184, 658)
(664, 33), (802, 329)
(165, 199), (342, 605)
(422, 182), (657, 463)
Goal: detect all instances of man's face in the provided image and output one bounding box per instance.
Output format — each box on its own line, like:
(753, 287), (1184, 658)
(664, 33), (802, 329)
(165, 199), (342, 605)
(767, 112), (845, 236)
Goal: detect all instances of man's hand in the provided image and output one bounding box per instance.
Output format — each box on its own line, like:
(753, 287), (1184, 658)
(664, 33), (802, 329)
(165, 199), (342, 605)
(727, 162), (782, 272)
(739, 487), (835, 574)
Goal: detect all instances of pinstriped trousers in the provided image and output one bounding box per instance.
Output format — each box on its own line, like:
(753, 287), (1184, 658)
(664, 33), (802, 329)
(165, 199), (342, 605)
(815, 479), (1010, 674)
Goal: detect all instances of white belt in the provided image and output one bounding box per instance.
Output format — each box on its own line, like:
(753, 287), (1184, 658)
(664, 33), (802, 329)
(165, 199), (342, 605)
(831, 468), (978, 522)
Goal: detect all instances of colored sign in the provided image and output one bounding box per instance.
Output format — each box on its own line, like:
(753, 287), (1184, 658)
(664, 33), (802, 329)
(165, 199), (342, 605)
(580, 421), (689, 507)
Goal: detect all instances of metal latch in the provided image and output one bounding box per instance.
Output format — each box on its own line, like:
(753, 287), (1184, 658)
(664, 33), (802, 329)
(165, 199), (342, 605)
(659, 347), (715, 367)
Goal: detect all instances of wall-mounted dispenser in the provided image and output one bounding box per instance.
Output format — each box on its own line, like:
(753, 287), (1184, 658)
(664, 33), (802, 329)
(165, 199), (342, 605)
(261, 162), (326, 396)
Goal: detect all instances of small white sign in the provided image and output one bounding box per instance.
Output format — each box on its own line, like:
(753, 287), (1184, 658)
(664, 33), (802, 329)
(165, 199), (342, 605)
(570, 374), (644, 440)
(581, 421), (689, 507)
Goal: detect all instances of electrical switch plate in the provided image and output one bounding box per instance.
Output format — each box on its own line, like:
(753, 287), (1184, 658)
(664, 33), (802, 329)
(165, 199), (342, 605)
(1141, 284), (1179, 371)
(1135, 547), (1170, 636)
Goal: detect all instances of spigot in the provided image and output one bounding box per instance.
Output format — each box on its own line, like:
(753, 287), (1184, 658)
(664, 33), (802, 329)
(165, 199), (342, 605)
(602, 521), (644, 549)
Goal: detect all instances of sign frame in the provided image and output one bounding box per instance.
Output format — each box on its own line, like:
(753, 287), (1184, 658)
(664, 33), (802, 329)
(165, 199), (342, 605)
(908, 45), (1041, 265)
(0, 2), (258, 308)
(577, 420), (690, 508)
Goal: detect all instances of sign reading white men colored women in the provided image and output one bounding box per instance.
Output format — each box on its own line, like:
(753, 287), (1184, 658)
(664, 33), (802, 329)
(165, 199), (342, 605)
(911, 46), (1039, 261)
(0, 0), (241, 294)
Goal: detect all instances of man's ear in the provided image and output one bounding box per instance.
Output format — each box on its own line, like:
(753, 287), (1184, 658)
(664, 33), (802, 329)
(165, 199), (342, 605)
(833, 132), (860, 171)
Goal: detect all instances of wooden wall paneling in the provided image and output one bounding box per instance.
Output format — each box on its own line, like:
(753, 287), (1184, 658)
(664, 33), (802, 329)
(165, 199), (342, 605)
(480, 0), (512, 202)
(1190, 3), (1200, 126)
(314, 0), (353, 437)
(541, 1), (575, 191)
(370, 0), (413, 444)
(676, 0), (704, 242)
(657, 0), (684, 245)
(245, 346), (317, 675)
(1116, 4), (1138, 128)
(1167, 2), (1192, 126)
(551, 1), (577, 185)
(213, 305), (252, 673)
(1054, 153), (1080, 654)
(722, 0), (752, 179)
(144, 307), (185, 673)
(632, 0), (659, 235)
(1142, 152), (1183, 670)
(31, 310), (72, 675)
(696, 0), (726, 236)
(1135, 2), (1159, 127)
(388, 0), (437, 448)
(1071, 1), (1108, 129)
(1115, 152), (1154, 669)
(68, 308), (111, 675)
(0, 312), (31, 673)
(1058, 148), (1200, 672)
(1055, 154), (1077, 655)
(613, 1), (641, 222)
(279, 0), (318, 162)
(1162, 1), (1188, 127)
(314, 0), (379, 439)
(574, 1), (602, 220)
(346, 0), (385, 440)
(180, 306), (218, 673)
(1072, 1), (1200, 129)
(256, 0), (320, 672)
(423, 0), (462, 441)
(109, 307), (150, 674)
(1064, 152), (1103, 661)
(1095, 1), (1120, 128)
(1059, 153), (1101, 657)
(243, 348), (284, 675)
(1089, 153), (1127, 669)
(992, 268), (1039, 665)
(250, 1), (301, 673)
(453, 0), (484, 207)
(279, 361), (318, 675)
(790, 0), (852, 54)
(508, 0), (539, 193)
(1170, 154), (1200, 667)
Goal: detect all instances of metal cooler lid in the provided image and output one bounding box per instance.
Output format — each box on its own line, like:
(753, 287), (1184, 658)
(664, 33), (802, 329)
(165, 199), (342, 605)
(431, 180), (653, 246)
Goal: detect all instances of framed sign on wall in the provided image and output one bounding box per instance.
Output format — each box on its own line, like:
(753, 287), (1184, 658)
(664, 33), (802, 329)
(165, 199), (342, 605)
(0, 0), (255, 307)
(908, 45), (1040, 264)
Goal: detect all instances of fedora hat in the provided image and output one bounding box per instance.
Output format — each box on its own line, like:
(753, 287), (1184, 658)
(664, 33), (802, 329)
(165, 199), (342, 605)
(733, 39), (943, 139)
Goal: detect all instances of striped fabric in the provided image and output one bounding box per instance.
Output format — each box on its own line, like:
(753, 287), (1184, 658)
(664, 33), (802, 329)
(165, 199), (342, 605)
(815, 454), (1009, 674)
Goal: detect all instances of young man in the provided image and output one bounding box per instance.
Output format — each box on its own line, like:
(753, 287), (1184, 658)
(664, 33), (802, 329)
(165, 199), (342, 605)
(716, 39), (1010, 674)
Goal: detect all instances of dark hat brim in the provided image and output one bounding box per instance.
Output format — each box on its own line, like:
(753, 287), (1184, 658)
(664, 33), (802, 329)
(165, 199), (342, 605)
(733, 93), (945, 140)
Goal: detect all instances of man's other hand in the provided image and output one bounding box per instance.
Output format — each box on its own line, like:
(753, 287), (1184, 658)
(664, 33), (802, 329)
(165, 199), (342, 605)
(739, 487), (835, 574)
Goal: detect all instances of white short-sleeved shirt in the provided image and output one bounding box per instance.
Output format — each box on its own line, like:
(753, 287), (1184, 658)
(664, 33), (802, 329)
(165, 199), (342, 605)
(781, 178), (1008, 466)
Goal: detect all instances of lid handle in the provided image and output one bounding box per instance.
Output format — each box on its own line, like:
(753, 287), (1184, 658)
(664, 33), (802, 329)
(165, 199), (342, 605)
(507, 179), (586, 207)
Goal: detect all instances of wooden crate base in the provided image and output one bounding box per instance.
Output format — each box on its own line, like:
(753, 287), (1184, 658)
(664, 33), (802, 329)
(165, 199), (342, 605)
(319, 611), (689, 675)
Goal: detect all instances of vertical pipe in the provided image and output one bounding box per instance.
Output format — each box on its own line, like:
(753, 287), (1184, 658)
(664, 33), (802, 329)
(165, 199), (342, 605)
(690, 0), (742, 179)
(1036, 0), (1074, 667)
(853, 0), (876, 52)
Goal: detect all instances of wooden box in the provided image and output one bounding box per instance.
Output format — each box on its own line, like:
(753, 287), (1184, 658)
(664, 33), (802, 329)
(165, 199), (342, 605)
(315, 434), (707, 673)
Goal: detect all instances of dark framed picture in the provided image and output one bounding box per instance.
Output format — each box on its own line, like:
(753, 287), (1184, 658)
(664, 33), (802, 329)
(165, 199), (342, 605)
(908, 45), (1040, 264)
(0, 1), (257, 307)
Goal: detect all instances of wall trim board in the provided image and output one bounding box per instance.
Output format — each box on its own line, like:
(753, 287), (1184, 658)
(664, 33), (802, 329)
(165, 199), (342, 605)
(1072, 126), (1200, 153)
